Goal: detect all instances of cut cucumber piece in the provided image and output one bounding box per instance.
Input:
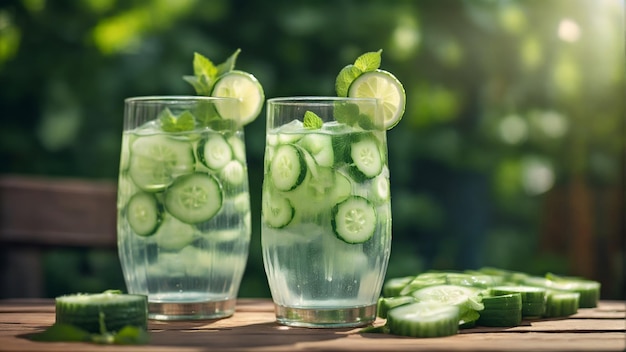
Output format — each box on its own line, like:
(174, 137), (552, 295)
(383, 276), (414, 297)
(211, 70), (264, 126)
(197, 133), (233, 170)
(228, 134), (247, 163)
(221, 160), (246, 187)
(164, 173), (223, 224)
(371, 174), (390, 204)
(377, 296), (416, 319)
(386, 302), (460, 338)
(331, 196), (376, 244)
(153, 214), (197, 251)
(269, 144), (306, 191)
(491, 286), (546, 317)
(411, 284), (484, 327)
(476, 293), (522, 327)
(55, 290), (147, 334)
(411, 285), (484, 310)
(350, 135), (383, 179)
(125, 192), (161, 237)
(544, 290), (580, 317)
(129, 134), (195, 192)
(298, 133), (334, 167)
(348, 69), (406, 130)
(262, 192), (295, 228)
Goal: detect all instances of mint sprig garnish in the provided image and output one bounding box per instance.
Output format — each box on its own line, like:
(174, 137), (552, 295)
(183, 49), (241, 96)
(335, 49), (382, 97)
(303, 111), (323, 129)
(29, 323), (149, 345)
(354, 49), (382, 72)
(158, 108), (196, 132)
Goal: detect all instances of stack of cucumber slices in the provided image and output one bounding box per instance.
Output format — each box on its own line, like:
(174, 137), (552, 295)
(369, 268), (601, 338)
(31, 290), (149, 345)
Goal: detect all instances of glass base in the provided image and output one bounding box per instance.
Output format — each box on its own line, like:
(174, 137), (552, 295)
(148, 299), (236, 320)
(274, 303), (377, 328)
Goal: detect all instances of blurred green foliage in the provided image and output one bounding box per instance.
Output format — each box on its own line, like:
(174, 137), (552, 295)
(0, 0), (623, 299)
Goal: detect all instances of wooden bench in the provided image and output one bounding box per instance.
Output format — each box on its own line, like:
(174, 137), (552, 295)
(0, 174), (117, 298)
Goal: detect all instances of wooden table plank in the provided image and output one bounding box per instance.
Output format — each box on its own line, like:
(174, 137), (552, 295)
(0, 299), (624, 352)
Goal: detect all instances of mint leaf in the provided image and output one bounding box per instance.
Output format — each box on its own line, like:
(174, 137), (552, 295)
(216, 48), (241, 77)
(193, 52), (218, 79)
(303, 111), (323, 129)
(159, 108), (196, 132)
(113, 325), (150, 345)
(29, 323), (91, 342)
(159, 108), (178, 131)
(335, 64), (363, 97)
(176, 111), (196, 131)
(333, 101), (360, 125)
(354, 49), (382, 72)
(29, 323), (149, 345)
(183, 75), (210, 96)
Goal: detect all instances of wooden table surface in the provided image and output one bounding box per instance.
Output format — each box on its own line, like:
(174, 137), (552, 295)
(0, 298), (624, 352)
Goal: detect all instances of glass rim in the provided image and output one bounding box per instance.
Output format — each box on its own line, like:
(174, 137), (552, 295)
(267, 96), (378, 105)
(124, 95), (239, 104)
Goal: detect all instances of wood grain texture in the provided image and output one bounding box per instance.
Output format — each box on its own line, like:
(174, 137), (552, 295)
(0, 299), (624, 352)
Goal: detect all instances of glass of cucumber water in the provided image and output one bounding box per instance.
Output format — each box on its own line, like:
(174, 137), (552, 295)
(261, 97), (392, 327)
(117, 96), (251, 320)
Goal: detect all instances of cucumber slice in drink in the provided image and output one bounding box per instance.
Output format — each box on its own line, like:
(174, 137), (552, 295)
(262, 192), (295, 228)
(221, 160), (246, 187)
(211, 70), (264, 126)
(228, 135), (247, 162)
(197, 133), (233, 170)
(350, 135), (383, 179)
(125, 192), (161, 237)
(348, 69), (406, 130)
(270, 144), (306, 191)
(164, 173), (223, 224)
(129, 134), (195, 192)
(386, 302), (460, 338)
(55, 290), (147, 334)
(298, 133), (334, 167)
(153, 214), (197, 251)
(331, 196), (377, 244)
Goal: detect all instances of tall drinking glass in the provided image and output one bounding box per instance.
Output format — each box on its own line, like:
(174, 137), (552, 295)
(261, 97), (392, 327)
(117, 96), (251, 320)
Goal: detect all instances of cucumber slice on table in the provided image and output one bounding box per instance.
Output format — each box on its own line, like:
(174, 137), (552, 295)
(164, 173), (223, 224)
(331, 196), (376, 244)
(377, 296), (417, 319)
(125, 192), (161, 237)
(350, 135), (383, 179)
(270, 144), (306, 191)
(197, 133), (233, 170)
(129, 134), (195, 192)
(544, 290), (580, 317)
(386, 302), (460, 338)
(55, 291), (147, 334)
(477, 293), (522, 327)
(491, 286), (547, 317)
